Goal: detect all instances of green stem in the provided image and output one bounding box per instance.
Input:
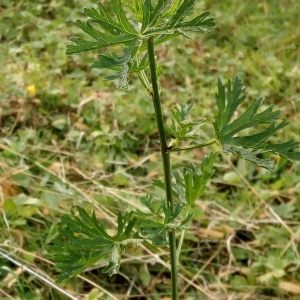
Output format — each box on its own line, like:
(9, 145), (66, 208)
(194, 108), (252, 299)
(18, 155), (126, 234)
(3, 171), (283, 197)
(176, 230), (185, 263)
(136, 57), (151, 93)
(147, 36), (178, 300)
(170, 139), (217, 152)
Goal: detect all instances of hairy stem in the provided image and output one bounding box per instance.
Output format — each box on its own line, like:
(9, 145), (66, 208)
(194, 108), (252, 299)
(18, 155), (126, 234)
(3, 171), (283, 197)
(147, 36), (178, 300)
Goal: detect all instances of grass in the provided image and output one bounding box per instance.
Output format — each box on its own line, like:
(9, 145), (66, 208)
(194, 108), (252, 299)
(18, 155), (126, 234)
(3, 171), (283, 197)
(1, 0), (300, 299)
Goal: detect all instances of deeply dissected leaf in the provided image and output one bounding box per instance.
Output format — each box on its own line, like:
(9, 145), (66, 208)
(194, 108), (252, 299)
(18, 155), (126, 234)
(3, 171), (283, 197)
(166, 0), (197, 28)
(172, 153), (217, 205)
(139, 219), (168, 246)
(223, 145), (275, 171)
(67, 0), (214, 87)
(180, 213), (194, 227)
(131, 53), (149, 72)
(170, 103), (206, 128)
(163, 0), (182, 18)
(122, 0), (143, 21)
(138, 194), (164, 215)
(153, 154), (217, 205)
(142, 0), (174, 31)
(265, 141), (300, 161)
(135, 196), (195, 245)
(165, 103), (207, 151)
(91, 42), (144, 88)
(164, 202), (184, 223)
(85, 1), (138, 36)
(142, 2), (215, 37)
(48, 207), (142, 282)
(214, 77), (300, 170)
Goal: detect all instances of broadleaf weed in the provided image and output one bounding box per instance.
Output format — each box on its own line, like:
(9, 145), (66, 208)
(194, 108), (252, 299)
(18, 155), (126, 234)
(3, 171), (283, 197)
(48, 1), (300, 299)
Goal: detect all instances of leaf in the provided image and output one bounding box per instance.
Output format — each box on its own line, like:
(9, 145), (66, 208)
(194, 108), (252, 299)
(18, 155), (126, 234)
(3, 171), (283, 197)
(142, 1), (215, 37)
(122, 0), (143, 21)
(180, 213), (194, 227)
(85, 1), (138, 35)
(67, 0), (214, 87)
(172, 153), (217, 205)
(48, 207), (143, 282)
(171, 169), (186, 202)
(171, 103), (198, 125)
(162, 0), (182, 18)
(142, 0), (174, 30)
(214, 77), (300, 170)
(66, 35), (137, 55)
(165, 203), (184, 223)
(165, 103), (207, 151)
(223, 145), (275, 171)
(138, 194), (164, 215)
(130, 53), (149, 72)
(166, 0), (197, 28)
(153, 154), (217, 205)
(91, 41), (142, 88)
(272, 203), (296, 219)
(66, 1), (140, 84)
(265, 140), (300, 161)
(165, 204), (194, 230)
(105, 64), (130, 88)
(139, 219), (168, 246)
(136, 196), (194, 245)
(112, 0), (138, 33)
(66, 1), (139, 55)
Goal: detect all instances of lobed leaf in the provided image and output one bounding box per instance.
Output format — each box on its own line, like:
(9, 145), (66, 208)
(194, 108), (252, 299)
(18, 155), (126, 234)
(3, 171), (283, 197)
(66, 35), (137, 55)
(85, 1), (138, 35)
(265, 141), (300, 161)
(223, 145), (275, 171)
(66, 0), (214, 87)
(214, 77), (300, 170)
(148, 0), (173, 27)
(139, 219), (169, 246)
(173, 153), (217, 205)
(165, 103), (207, 151)
(143, 11), (214, 37)
(113, 0), (138, 33)
(122, 0), (143, 21)
(154, 153), (217, 205)
(48, 207), (142, 282)
(165, 203), (184, 223)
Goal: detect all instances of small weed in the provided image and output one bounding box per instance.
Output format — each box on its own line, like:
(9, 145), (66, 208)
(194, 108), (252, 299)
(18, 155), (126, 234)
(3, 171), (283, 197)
(1, 1), (300, 300)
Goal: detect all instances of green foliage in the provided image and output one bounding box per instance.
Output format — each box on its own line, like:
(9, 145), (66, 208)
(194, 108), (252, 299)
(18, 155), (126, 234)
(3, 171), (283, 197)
(172, 153), (217, 204)
(48, 1), (300, 290)
(214, 77), (300, 170)
(154, 153), (217, 205)
(51, 1), (216, 286)
(165, 103), (206, 150)
(135, 196), (193, 246)
(2, 0), (300, 299)
(48, 206), (142, 282)
(66, 0), (214, 87)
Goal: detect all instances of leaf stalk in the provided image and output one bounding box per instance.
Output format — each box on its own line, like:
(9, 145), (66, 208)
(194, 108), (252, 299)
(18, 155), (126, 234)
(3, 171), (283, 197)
(169, 139), (218, 152)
